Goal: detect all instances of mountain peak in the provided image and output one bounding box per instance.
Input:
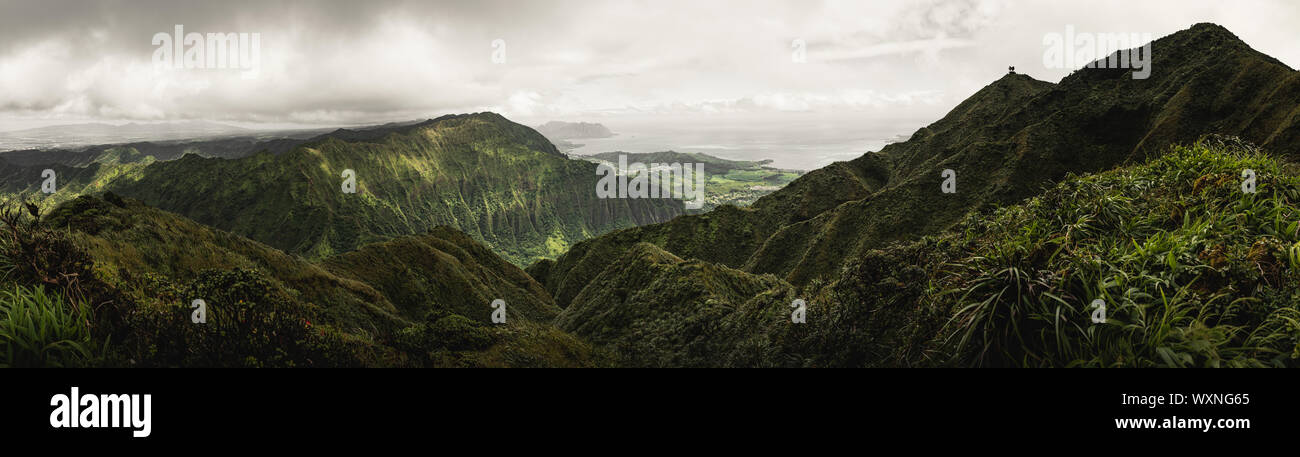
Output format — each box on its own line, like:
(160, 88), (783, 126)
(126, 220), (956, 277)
(1162, 22), (1248, 50)
(993, 71), (1041, 85)
(1172, 23), (1291, 63)
(1185, 22), (1235, 38)
(298, 112), (563, 156)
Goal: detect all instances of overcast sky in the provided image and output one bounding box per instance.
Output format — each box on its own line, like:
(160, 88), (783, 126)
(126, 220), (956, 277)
(0, 0), (1296, 131)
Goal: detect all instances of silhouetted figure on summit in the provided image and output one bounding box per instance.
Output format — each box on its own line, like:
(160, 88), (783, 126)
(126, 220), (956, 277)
(1008, 66), (1015, 74)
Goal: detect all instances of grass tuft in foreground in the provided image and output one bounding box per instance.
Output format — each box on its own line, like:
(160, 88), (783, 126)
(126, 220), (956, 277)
(0, 284), (97, 368)
(936, 136), (1300, 367)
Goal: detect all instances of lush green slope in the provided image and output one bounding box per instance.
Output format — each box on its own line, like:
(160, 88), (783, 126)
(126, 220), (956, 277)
(540, 23), (1300, 306)
(551, 139), (1300, 367)
(321, 225), (560, 323)
(534, 75), (1053, 302)
(554, 242), (796, 367)
(0, 155), (154, 211)
(10, 194), (600, 367)
(100, 113), (681, 265)
(529, 24), (1300, 367)
(830, 138), (1300, 367)
(44, 194), (405, 333)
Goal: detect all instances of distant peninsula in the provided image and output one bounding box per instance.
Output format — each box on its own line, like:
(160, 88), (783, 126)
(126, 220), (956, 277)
(535, 121), (615, 140)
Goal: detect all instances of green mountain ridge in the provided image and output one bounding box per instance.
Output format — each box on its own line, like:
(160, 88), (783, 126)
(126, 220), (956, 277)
(7, 112), (685, 266)
(529, 23), (1300, 367)
(549, 137), (1300, 367)
(540, 23), (1300, 303)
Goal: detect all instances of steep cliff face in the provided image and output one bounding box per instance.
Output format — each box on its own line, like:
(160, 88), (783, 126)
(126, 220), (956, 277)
(100, 112), (683, 265)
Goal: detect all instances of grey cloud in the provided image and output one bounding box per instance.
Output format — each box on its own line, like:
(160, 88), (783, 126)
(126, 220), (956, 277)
(0, 0), (1297, 128)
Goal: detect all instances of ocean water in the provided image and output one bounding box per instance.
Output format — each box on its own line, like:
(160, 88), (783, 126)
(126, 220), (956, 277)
(567, 117), (926, 171)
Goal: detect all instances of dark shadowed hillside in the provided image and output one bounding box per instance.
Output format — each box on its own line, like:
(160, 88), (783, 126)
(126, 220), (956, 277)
(31, 194), (599, 367)
(533, 24), (1300, 367)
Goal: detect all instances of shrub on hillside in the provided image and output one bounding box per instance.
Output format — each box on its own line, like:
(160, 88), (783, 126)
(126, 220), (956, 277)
(0, 200), (119, 367)
(122, 268), (361, 367)
(393, 310), (494, 364)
